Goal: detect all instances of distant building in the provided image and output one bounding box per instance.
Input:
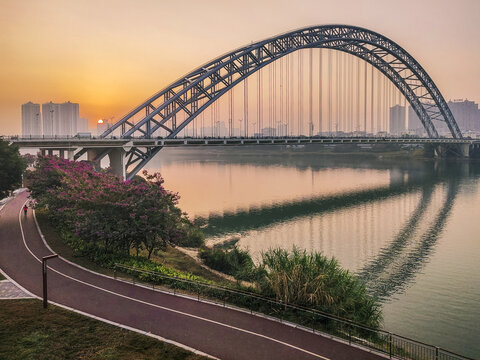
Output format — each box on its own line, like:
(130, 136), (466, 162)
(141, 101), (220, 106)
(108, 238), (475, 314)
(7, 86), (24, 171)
(21, 102), (41, 137)
(77, 117), (89, 133)
(276, 123), (287, 137)
(214, 121), (227, 137)
(42, 102), (60, 136)
(447, 99), (480, 133)
(59, 101), (79, 136)
(389, 105), (406, 135)
(408, 99), (480, 136)
(96, 119), (112, 136)
(407, 107), (427, 136)
(261, 127), (276, 137)
(42, 101), (79, 136)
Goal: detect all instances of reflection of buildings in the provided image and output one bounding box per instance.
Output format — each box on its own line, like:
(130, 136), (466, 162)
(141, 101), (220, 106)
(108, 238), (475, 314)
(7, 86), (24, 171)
(21, 102), (41, 136)
(389, 105), (406, 135)
(407, 99), (480, 136)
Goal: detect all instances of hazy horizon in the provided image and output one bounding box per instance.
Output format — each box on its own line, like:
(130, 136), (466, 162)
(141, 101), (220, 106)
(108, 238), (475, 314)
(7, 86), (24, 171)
(1, 0), (479, 135)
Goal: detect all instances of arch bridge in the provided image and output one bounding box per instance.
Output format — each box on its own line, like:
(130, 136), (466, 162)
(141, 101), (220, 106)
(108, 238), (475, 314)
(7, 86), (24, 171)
(75, 25), (463, 179)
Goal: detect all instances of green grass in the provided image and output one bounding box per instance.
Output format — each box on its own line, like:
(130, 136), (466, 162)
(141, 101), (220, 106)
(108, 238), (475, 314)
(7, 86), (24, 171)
(0, 299), (209, 360)
(148, 247), (229, 284)
(0, 272), (5, 280)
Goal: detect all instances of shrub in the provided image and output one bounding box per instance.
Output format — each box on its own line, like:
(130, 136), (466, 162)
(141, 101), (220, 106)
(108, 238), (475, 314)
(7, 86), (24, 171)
(257, 248), (382, 328)
(199, 246), (257, 281)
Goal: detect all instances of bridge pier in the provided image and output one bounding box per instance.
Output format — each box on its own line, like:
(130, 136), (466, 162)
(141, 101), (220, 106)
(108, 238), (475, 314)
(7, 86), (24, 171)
(425, 143), (471, 158)
(108, 148), (126, 180)
(87, 149), (104, 171)
(86, 148), (126, 180)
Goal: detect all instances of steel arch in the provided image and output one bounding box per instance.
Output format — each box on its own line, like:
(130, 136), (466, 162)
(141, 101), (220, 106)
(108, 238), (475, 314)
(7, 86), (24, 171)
(98, 25), (462, 179)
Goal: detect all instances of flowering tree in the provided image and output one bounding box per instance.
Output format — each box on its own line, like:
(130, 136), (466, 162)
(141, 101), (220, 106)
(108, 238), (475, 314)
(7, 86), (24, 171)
(26, 156), (200, 258)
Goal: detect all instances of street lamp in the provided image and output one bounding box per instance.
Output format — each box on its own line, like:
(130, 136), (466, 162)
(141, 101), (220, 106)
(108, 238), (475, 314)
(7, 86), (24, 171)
(42, 254), (58, 308)
(35, 113), (40, 139)
(50, 108), (54, 138)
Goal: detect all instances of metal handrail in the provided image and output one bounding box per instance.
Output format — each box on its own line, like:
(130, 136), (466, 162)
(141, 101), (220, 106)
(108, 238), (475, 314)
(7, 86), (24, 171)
(113, 263), (475, 360)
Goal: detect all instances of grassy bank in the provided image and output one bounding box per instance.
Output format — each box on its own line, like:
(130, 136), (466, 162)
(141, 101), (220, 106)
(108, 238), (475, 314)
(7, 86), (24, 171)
(0, 299), (208, 360)
(0, 272), (5, 280)
(35, 209), (229, 285)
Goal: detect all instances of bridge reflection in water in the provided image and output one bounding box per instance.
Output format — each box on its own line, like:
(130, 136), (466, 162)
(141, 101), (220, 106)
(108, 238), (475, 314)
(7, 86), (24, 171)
(196, 161), (474, 301)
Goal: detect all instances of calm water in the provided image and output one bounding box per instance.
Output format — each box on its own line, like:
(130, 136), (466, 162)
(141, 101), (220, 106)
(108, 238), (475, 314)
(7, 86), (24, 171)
(145, 147), (480, 358)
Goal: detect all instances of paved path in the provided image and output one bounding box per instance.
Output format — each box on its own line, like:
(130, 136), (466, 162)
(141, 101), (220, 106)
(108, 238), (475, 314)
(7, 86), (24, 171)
(0, 280), (33, 299)
(0, 191), (386, 360)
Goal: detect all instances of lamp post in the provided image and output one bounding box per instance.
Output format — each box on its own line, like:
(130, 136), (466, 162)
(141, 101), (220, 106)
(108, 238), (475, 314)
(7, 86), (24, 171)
(42, 254), (58, 308)
(35, 113), (39, 138)
(50, 108), (54, 137)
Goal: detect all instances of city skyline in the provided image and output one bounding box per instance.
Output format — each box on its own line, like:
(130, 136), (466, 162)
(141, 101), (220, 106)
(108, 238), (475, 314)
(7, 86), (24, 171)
(1, 0), (479, 135)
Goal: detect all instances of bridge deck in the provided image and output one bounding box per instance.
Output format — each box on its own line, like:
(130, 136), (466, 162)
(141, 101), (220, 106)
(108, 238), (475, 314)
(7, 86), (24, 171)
(8, 136), (478, 149)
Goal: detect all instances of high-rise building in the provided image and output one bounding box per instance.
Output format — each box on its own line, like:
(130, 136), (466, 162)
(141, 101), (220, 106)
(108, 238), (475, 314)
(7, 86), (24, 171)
(42, 101), (79, 136)
(447, 99), (480, 132)
(389, 105), (406, 135)
(42, 102), (60, 136)
(408, 99), (480, 137)
(59, 101), (79, 136)
(277, 123), (287, 137)
(77, 117), (89, 133)
(407, 107), (427, 136)
(96, 119), (112, 136)
(261, 127), (276, 137)
(21, 102), (41, 137)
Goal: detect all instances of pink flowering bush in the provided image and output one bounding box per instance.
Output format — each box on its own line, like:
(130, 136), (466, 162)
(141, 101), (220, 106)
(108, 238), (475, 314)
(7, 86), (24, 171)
(26, 155), (203, 260)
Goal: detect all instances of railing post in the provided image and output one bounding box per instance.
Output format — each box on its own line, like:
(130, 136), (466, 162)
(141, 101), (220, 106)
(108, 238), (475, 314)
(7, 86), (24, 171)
(348, 323), (352, 345)
(435, 346), (439, 360)
(113, 268), (117, 279)
(312, 312), (315, 333)
(389, 332), (392, 359)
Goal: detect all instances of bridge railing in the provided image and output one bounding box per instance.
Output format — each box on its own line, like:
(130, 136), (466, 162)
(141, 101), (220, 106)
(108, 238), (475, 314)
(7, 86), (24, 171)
(113, 263), (474, 360)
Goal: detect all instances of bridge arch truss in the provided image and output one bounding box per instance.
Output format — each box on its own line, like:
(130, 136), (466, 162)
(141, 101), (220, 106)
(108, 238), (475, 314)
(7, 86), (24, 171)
(97, 25), (462, 179)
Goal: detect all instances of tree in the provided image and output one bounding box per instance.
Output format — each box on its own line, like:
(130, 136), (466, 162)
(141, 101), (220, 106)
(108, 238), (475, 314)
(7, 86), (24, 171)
(26, 155), (202, 258)
(0, 140), (26, 198)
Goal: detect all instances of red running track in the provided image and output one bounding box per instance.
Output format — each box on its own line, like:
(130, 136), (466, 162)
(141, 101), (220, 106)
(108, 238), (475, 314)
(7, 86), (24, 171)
(0, 191), (386, 360)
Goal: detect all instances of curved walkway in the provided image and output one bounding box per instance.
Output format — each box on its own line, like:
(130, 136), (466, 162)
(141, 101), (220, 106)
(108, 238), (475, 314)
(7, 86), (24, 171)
(0, 191), (386, 360)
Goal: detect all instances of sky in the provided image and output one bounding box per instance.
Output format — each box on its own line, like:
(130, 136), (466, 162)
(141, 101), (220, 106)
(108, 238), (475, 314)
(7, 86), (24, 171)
(1, 0), (479, 135)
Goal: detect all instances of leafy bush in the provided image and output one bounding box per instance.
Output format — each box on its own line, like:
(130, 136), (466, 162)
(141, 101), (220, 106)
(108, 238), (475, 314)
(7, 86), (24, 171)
(0, 140), (26, 197)
(199, 246), (258, 281)
(177, 226), (205, 247)
(257, 248), (382, 328)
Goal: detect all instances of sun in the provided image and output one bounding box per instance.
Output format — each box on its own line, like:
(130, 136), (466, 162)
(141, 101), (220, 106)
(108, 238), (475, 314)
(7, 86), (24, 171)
(97, 119), (104, 124)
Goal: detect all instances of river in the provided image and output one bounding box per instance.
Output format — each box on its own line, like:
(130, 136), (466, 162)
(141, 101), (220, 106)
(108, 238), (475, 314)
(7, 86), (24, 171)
(144, 146), (480, 358)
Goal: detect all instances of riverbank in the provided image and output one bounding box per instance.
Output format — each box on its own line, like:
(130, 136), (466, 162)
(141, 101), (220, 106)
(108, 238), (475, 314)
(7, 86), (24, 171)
(35, 209), (230, 286)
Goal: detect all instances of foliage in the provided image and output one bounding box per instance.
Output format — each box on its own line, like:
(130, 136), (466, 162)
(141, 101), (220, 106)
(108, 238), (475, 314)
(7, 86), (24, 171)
(177, 226), (205, 247)
(0, 140), (26, 198)
(26, 155), (204, 260)
(257, 248), (382, 328)
(199, 246), (258, 281)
